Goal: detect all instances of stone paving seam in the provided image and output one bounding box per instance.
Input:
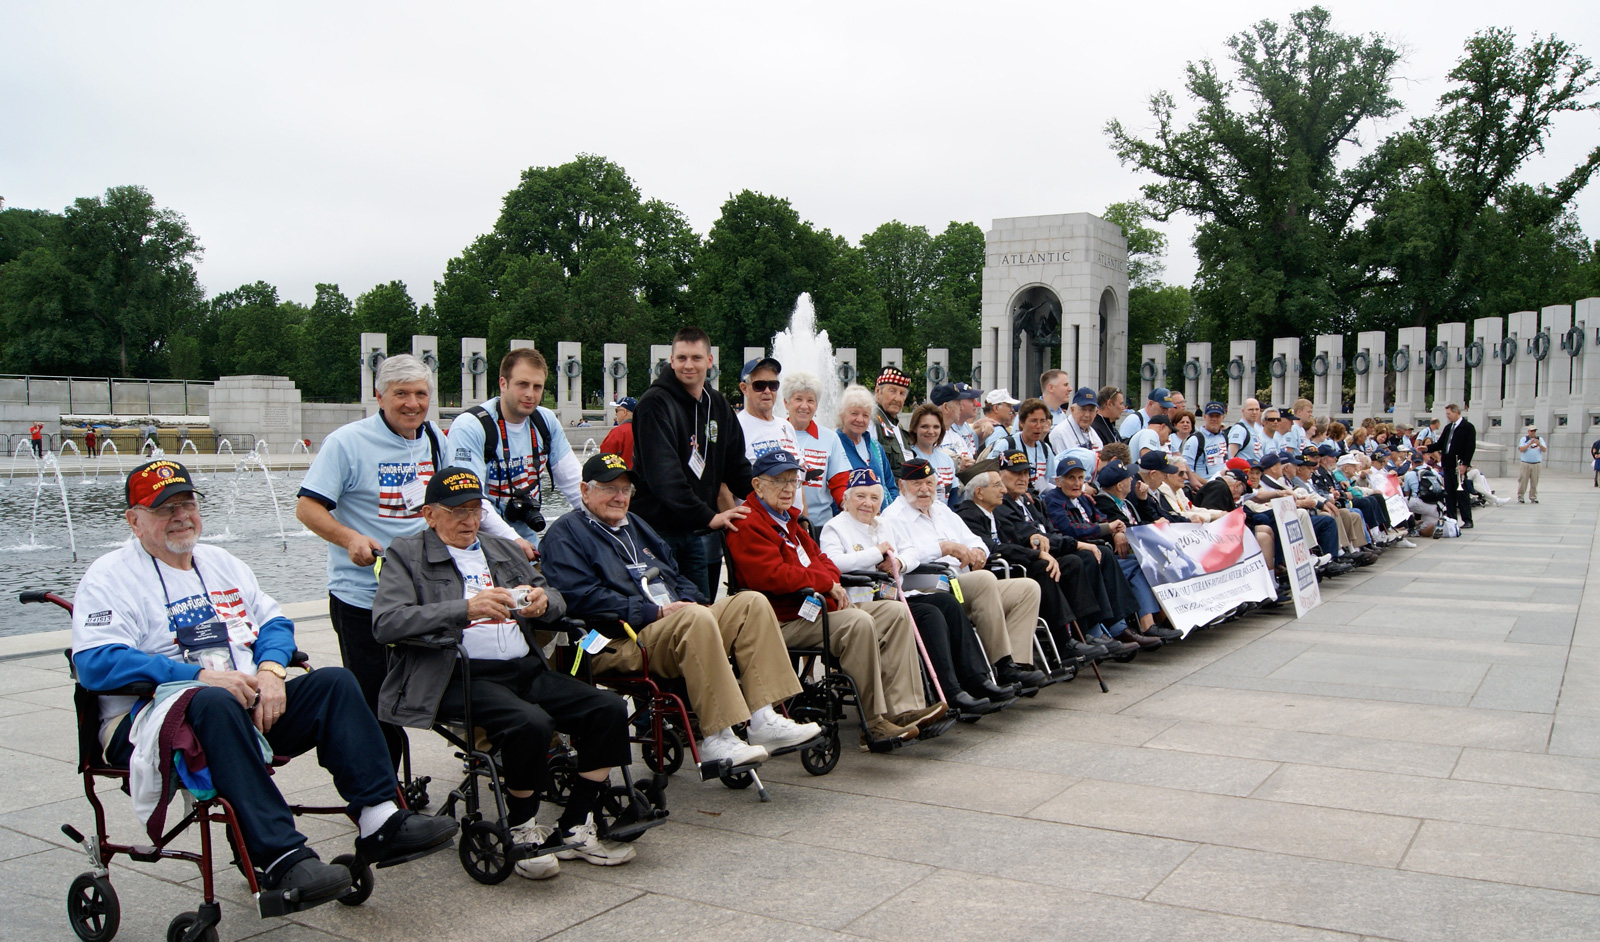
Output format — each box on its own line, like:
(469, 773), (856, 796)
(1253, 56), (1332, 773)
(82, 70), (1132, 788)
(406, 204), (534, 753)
(1546, 495), (1600, 754)
(835, 866), (941, 936)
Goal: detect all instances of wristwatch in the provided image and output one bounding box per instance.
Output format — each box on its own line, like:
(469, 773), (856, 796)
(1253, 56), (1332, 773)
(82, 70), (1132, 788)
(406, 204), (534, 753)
(257, 661), (287, 680)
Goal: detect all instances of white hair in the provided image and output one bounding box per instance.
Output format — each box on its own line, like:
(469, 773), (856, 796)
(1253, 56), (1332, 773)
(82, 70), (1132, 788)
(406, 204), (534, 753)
(782, 370), (824, 402)
(837, 384), (875, 424)
(843, 482), (884, 506)
(962, 470), (999, 502)
(375, 353), (435, 397)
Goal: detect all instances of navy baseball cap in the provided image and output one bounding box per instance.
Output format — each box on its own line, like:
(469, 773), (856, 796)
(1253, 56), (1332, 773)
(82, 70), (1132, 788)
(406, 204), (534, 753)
(998, 449), (1031, 472)
(425, 466), (485, 507)
(583, 453), (636, 484)
(1071, 387), (1098, 408)
(1148, 414), (1170, 427)
(954, 382), (982, 401)
(1148, 387), (1175, 408)
(1204, 401), (1226, 415)
(1055, 454), (1091, 478)
(751, 450), (806, 478)
(740, 356), (782, 382)
(1282, 449), (1306, 466)
(1317, 442), (1340, 457)
(1259, 451), (1281, 470)
(930, 383), (959, 405)
(608, 396), (638, 412)
(1097, 460), (1137, 489)
(1138, 450), (1175, 472)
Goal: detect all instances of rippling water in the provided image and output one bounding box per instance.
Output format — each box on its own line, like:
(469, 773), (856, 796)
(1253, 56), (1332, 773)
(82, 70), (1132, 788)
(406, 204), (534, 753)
(0, 465), (573, 637)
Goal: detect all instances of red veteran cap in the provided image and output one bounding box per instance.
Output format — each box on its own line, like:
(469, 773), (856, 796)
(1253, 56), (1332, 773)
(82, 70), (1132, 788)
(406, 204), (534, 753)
(126, 460), (201, 508)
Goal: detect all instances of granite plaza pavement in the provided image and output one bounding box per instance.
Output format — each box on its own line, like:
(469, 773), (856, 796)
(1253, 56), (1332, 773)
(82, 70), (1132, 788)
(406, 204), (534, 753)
(2, 471), (1598, 942)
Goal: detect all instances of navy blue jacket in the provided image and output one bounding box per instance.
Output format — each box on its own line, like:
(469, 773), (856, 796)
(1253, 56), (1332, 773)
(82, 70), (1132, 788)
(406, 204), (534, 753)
(539, 508), (705, 630)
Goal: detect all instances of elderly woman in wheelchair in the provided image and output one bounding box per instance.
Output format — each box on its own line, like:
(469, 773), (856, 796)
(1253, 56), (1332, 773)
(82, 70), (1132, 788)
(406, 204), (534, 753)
(373, 467), (644, 882)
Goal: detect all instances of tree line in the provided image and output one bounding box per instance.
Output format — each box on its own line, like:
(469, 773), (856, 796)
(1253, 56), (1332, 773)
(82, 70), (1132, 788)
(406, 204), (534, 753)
(0, 158), (984, 404)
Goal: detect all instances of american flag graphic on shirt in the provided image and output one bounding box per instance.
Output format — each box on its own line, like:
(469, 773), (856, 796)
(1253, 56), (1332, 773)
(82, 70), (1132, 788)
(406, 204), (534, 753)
(378, 460), (435, 519)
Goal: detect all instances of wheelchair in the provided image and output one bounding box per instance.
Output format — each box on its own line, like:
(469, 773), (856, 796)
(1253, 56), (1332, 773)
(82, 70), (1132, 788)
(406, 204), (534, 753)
(396, 626), (670, 885)
(22, 589), (408, 942)
(983, 556), (1117, 694)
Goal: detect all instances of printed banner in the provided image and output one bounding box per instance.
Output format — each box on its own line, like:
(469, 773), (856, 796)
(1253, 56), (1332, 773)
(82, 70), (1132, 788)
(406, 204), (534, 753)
(1124, 509), (1277, 636)
(1271, 497), (1323, 617)
(1371, 470), (1412, 525)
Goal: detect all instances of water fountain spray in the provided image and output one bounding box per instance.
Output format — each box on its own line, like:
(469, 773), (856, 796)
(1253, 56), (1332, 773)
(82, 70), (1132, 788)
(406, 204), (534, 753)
(770, 293), (845, 425)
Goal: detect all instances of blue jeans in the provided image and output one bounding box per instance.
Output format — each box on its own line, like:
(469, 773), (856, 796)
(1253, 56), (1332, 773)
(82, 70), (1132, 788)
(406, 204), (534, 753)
(660, 529), (723, 601)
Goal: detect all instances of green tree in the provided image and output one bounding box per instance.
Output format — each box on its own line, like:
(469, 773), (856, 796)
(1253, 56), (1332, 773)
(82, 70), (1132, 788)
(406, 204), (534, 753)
(211, 281), (305, 377)
(355, 280), (422, 350)
(1106, 7), (1404, 340)
(1354, 28), (1600, 328)
(297, 284), (359, 401)
(859, 221), (934, 335)
(0, 186), (205, 376)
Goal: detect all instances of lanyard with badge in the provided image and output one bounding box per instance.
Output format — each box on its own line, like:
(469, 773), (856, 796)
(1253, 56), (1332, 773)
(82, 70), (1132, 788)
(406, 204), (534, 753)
(399, 430), (429, 511)
(152, 553), (249, 672)
(585, 514), (673, 606)
(687, 394), (710, 479)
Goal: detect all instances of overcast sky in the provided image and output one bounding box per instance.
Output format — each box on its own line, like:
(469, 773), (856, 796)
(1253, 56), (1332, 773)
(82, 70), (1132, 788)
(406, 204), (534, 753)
(4, 1), (1596, 309)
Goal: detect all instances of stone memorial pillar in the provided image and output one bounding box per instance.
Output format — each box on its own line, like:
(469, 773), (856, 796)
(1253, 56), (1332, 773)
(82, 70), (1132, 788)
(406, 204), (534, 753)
(1537, 305), (1572, 447)
(836, 348), (858, 388)
(461, 338), (489, 408)
(1138, 344), (1167, 407)
(555, 342), (582, 427)
(602, 343), (628, 420)
(1183, 342), (1212, 410)
(970, 347), (984, 388)
(1269, 337), (1299, 409)
(742, 347), (766, 377)
(1469, 317), (1503, 425)
(926, 348), (950, 398)
(1393, 327), (1426, 424)
(1312, 334), (1342, 419)
(880, 348), (903, 375)
(1575, 298), (1600, 438)
(1226, 340), (1256, 419)
(1435, 322), (1467, 414)
(709, 347), (721, 389)
(1505, 310), (1539, 430)
(359, 332), (387, 416)
(649, 344), (672, 382)
(410, 335), (441, 421)
(1352, 331), (1387, 421)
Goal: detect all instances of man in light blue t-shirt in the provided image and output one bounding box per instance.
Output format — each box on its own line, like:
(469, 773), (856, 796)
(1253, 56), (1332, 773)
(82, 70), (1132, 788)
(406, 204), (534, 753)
(446, 348), (582, 553)
(296, 354), (451, 766)
(1119, 387), (1174, 439)
(1516, 425), (1546, 504)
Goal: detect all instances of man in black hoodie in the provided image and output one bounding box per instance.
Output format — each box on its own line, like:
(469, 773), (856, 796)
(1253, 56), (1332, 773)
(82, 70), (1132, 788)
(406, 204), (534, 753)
(630, 327), (754, 599)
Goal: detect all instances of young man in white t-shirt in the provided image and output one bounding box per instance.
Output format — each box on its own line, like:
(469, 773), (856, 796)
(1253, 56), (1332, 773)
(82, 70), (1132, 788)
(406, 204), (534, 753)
(736, 356), (800, 462)
(73, 460), (457, 907)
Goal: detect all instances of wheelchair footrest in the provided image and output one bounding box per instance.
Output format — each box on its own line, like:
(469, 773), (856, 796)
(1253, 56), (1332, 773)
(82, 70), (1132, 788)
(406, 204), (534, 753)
(603, 812), (668, 844)
(697, 758), (734, 782)
(917, 716), (959, 741)
(371, 837), (452, 870)
(762, 732), (827, 759)
(863, 737), (906, 754)
(127, 845), (162, 863)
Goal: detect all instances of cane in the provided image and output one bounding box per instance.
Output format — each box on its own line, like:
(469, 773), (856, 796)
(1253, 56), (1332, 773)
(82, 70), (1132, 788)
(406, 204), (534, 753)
(885, 556), (947, 704)
(1069, 618), (1110, 693)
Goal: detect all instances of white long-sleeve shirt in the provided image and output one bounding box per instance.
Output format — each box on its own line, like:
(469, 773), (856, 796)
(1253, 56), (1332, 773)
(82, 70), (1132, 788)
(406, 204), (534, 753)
(818, 512), (893, 574)
(879, 494), (986, 572)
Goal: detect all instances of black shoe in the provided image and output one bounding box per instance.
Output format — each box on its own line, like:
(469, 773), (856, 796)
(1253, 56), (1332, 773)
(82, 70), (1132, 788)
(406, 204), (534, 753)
(1146, 626), (1183, 641)
(1068, 638), (1109, 660)
(995, 662), (1049, 688)
(967, 678), (1018, 703)
(1461, 521), (1474, 529)
(1092, 636), (1141, 656)
(265, 854), (351, 906)
(1117, 629), (1163, 650)
(1317, 561), (1354, 577)
(353, 810), (459, 866)
(951, 690), (992, 713)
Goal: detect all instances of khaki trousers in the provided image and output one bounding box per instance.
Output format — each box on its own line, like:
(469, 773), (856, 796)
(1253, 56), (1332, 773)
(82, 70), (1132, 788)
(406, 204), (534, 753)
(782, 600), (925, 720)
(1518, 462), (1541, 501)
(592, 594), (801, 736)
(954, 569), (1040, 666)
(1330, 508), (1368, 549)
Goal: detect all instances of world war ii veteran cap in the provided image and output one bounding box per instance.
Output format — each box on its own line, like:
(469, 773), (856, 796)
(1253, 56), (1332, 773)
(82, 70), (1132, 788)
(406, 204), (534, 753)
(425, 466), (485, 507)
(583, 453), (636, 484)
(126, 460), (201, 508)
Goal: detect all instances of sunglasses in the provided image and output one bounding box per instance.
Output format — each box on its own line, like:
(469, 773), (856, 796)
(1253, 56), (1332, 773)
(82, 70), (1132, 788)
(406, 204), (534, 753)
(746, 380), (780, 392)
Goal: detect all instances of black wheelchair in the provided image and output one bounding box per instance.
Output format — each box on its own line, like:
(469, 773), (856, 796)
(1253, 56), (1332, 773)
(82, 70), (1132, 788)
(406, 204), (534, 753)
(23, 589), (410, 942)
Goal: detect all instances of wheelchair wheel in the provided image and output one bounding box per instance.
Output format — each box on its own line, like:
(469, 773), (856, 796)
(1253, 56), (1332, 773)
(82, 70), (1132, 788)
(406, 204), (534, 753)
(720, 769), (754, 790)
(545, 750), (577, 806)
(642, 724), (685, 776)
(330, 853), (373, 906)
(799, 727), (841, 776)
(166, 912), (217, 942)
(457, 819), (516, 885)
(596, 785), (648, 843)
(67, 872), (119, 942)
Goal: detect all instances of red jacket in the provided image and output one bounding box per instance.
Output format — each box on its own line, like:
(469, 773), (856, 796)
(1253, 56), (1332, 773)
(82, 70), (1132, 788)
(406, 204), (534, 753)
(724, 495), (841, 621)
(600, 421), (634, 466)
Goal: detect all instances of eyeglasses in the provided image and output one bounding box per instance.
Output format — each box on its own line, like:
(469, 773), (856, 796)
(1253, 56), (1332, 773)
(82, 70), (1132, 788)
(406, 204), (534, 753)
(746, 380), (780, 392)
(760, 476), (800, 491)
(441, 504), (484, 520)
(589, 482), (635, 498)
(138, 498), (200, 519)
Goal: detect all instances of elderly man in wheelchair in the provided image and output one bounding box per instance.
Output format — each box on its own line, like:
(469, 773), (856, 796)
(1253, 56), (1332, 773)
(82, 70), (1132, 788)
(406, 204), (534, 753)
(725, 450), (949, 748)
(372, 467), (639, 880)
(69, 461), (458, 912)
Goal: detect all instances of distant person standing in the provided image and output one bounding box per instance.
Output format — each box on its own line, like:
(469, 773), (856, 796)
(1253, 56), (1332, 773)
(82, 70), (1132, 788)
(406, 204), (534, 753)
(600, 396), (637, 466)
(1592, 437), (1600, 488)
(28, 422), (43, 457)
(1517, 426), (1546, 504)
(629, 326), (753, 600)
(295, 354), (449, 767)
(1435, 404), (1476, 528)
(83, 424), (97, 457)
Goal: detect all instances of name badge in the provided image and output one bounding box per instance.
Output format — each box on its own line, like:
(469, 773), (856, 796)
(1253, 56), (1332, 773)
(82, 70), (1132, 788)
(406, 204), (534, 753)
(794, 541), (811, 567)
(177, 619), (236, 671)
(225, 614), (257, 646)
(644, 577), (673, 607)
(400, 476), (427, 510)
(687, 448), (706, 479)
(797, 594), (823, 622)
(579, 629), (610, 655)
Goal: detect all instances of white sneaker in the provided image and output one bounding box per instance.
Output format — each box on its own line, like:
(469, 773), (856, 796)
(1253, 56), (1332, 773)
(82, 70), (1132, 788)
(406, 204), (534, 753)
(511, 823), (560, 880)
(554, 814), (636, 866)
(746, 713), (823, 750)
(1495, 496), (1511, 506)
(1396, 538), (1418, 548)
(699, 728), (768, 766)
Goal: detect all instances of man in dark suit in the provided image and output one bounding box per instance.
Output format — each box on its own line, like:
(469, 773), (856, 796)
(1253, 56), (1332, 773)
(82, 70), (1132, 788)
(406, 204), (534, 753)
(1435, 403), (1476, 529)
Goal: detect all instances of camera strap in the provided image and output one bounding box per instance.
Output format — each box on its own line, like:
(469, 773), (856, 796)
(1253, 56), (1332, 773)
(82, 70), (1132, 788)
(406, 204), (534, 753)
(471, 401), (553, 505)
